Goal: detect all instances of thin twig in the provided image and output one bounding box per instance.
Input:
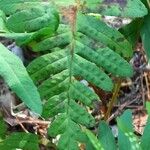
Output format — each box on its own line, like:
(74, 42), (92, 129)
(16, 116), (29, 133)
(140, 72), (145, 106)
(18, 118), (50, 126)
(107, 97), (143, 122)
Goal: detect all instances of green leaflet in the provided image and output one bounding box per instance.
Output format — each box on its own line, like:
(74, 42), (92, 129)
(118, 129), (133, 150)
(0, 43), (42, 114)
(70, 81), (99, 106)
(72, 54), (113, 91)
(84, 129), (104, 150)
(84, 0), (148, 18)
(0, 32), (35, 46)
(48, 114), (68, 137)
(0, 10), (8, 33)
(0, 0), (42, 15)
(118, 130), (141, 150)
(146, 102), (150, 115)
(117, 110), (133, 133)
(141, 14), (150, 63)
(28, 50), (68, 83)
(75, 43), (133, 77)
(58, 133), (79, 150)
(98, 121), (117, 150)
(48, 114), (87, 150)
(140, 118), (150, 150)
(69, 100), (95, 127)
(32, 17), (133, 75)
(6, 5), (59, 33)
(77, 13), (132, 58)
(38, 70), (69, 100)
(42, 93), (67, 118)
(31, 31), (72, 52)
(0, 132), (39, 150)
(117, 110), (141, 150)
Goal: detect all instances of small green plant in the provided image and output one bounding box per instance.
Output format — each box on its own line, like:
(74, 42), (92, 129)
(0, 117), (39, 150)
(0, 0), (149, 149)
(85, 110), (150, 150)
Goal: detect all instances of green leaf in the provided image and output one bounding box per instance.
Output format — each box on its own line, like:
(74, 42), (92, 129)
(49, 114), (87, 150)
(6, 5), (59, 33)
(72, 54), (114, 91)
(69, 100), (95, 127)
(84, 0), (148, 18)
(0, 132), (39, 150)
(141, 14), (150, 63)
(70, 81), (99, 106)
(117, 110), (133, 133)
(84, 128), (104, 150)
(141, 117), (150, 150)
(58, 133), (79, 150)
(98, 121), (117, 150)
(0, 0), (43, 15)
(0, 10), (8, 33)
(146, 102), (150, 115)
(0, 43), (42, 114)
(117, 110), (141, 150)
(42, 93), (66, 118)
(118, 129), (141, 150)
(77, 14), (133, 58)
(0, 32), (35, 46)
(118, 129), (132, 150)
(48, 114), (68, 137)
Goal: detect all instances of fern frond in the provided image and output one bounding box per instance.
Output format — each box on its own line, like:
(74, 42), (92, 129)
(27, 11), (133, 148)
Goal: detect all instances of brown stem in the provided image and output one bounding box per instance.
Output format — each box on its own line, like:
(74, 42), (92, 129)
(104, 78), (122, 121)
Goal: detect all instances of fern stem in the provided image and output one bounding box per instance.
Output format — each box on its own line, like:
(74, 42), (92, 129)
(67, 6), (77, 114)
(104, 78), (122, 121)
